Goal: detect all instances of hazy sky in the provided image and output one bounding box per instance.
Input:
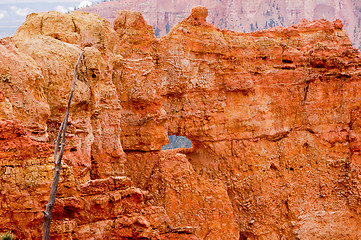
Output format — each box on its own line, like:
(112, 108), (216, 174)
(0, 0), (95, 38)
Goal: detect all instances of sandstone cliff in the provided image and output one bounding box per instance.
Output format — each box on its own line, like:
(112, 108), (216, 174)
(80, 0), (361, 52)
(1, 6), (361, 240)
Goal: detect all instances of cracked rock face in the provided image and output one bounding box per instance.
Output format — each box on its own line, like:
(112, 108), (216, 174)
(1, 6), (361, 240)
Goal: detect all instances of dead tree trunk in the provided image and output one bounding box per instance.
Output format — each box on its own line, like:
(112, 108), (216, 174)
(42, 51), (84, 240)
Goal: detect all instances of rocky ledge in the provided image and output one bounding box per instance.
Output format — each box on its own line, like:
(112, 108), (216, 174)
(1, 6), (361, 240)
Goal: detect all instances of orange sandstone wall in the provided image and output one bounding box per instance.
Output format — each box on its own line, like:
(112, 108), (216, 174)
(1, 6), (361, 239)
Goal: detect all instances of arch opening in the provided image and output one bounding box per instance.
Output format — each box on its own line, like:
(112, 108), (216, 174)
(161, 135), (193, 150)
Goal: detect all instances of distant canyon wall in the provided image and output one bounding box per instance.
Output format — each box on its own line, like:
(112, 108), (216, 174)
(81, 0), (361, 51)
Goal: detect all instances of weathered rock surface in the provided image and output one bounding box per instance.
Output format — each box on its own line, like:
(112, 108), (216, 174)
(1, 6), (361, 240)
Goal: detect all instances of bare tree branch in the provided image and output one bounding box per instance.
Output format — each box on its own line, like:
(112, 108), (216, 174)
(42, 51), (84, 240)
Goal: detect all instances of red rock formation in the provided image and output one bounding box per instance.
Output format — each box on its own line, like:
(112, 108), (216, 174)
(1, 6), (361, 240)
